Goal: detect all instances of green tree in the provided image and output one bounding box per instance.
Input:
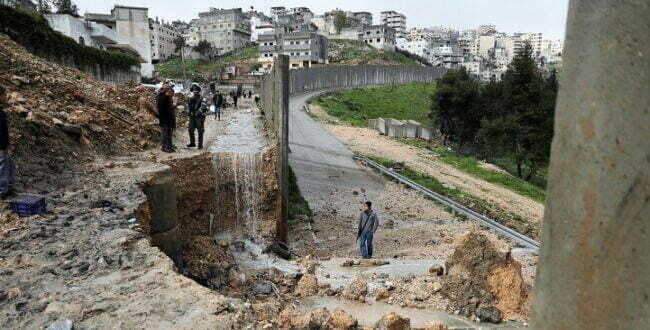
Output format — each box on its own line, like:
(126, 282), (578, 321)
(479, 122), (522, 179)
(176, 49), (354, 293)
(333, 10), (349, 34)
(193, 39), (212, 58)
(478, 42), (554, 180)
(54, 0), (78, 16)
(431, 68), (482, 149)
(173, 36), (186, 53)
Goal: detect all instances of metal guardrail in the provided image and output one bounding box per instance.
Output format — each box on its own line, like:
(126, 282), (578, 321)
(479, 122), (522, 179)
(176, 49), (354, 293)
(356, 156), (541, 253)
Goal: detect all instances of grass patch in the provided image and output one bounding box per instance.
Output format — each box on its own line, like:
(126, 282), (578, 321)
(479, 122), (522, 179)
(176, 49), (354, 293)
(155, 47), (258, 80)
(368, 155), (539, 239)
(315, 83), (436, 127)
(396, 139), (547, 202)
(288, 166), (313, 224)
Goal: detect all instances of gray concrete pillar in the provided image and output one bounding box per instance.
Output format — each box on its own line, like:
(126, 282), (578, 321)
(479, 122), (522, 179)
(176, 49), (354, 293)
(274, 55), (290, 242)
(531, 1), (650, 329)
(143, 168), (182, 258)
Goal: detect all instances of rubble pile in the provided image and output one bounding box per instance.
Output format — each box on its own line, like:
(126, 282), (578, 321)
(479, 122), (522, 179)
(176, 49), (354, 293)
(0, 33), (165, 191)
(441, 230), (532, 323)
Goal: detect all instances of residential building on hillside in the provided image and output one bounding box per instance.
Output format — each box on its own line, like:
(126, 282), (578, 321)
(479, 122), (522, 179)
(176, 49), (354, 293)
(46, 13), (120, 50)
(248, 11), (273, 42)
(350, 12), (373, 26)
(195, 8), (251, 53)
(270, 6), (287, 20)
(361, 25), (396, 51)
(258, 31), (328, 72)
(396, 38), (432, 58)
(86, 6), (154, 77)
(477, 35), (496, 58)
(150, 18), (181, 63)
(380, 11), (406, 39)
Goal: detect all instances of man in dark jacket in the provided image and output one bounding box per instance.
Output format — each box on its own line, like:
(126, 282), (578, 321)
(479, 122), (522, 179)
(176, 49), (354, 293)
(0, 86), (15, 198)
(357, 201), (380, 259)
(187, 84), (206, 149)
(212, 91), (223, 121)
(157, 84), (174, 152)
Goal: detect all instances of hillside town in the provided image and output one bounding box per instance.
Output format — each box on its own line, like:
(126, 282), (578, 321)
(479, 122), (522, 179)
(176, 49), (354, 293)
(5, 1), (563, 80)
(0, 1), (644, 330)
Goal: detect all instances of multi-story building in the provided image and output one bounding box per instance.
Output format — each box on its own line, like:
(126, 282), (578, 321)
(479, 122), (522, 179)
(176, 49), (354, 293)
(360, 25), (396, 51)
(541, 39), (563, 63)
(396, 38), (432, 58)
(477, 35), (496, 58)
(461, 61), (481, 77)
(258, 31), (328, 71)
(150, 18), (181, 63)
(248, 11), (273, 42)
(195, 8), (251, 53)
(46, 13), (120, 50)
(270, 6), (287, 21)
(380, 11), (406, 39)
(86, 6), (154, 77)
(508, 32), (543, 57)
(288, 7), (314, 23)
(430, 45), (463, 69)
(350, 12), (373, 26)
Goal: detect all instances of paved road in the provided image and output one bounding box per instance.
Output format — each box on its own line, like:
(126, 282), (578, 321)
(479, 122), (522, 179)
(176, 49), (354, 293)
(289, 92), (384, 218)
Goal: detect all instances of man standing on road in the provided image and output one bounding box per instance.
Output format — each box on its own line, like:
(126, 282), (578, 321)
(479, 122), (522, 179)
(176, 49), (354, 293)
(232, 91), (239, 109)
(0, 85), (16, 198)
(157, 83), (174, 153)
(212, 91), (223, 121)
(187, 84), (206, 149)
(357, 201), (379, 259)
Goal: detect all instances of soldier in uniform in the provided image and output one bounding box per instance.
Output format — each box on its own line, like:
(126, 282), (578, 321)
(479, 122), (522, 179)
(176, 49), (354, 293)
(187, 84), (207, 149)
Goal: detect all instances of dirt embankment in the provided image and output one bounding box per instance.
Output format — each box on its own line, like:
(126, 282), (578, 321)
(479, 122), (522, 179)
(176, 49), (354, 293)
(0, 33), (178, 192)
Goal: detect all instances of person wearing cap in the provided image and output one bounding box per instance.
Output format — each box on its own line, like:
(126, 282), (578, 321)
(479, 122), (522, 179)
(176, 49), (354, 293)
(0, 86), (15, 198)
(187, 84), (206, 149)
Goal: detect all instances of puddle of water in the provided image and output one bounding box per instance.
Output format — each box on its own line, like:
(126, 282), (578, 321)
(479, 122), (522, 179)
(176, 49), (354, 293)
(316, 258), (445, 290)
(299, 296), (500, 329)
(210, 109), (268, 153)
(222, 236), (302, 275)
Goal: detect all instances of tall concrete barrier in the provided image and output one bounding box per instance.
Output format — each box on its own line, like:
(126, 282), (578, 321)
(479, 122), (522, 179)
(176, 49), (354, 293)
(289, 65), (445, 95)
(531, 1), (650, 328)
(259, 56), (290, 242)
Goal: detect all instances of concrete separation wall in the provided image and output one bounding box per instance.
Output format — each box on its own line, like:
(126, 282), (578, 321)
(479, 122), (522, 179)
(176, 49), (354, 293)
(531, 0), (650, 328)
(259, 55), (290, 242)
(289, 65), (445, 95)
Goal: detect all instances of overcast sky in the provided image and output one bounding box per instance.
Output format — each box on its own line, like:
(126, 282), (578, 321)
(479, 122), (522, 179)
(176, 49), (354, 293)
(73, 0), (569, 39)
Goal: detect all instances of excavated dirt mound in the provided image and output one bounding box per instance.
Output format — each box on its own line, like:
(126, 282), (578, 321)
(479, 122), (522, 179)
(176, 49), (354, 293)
(442, 230), (531, 322)
(0, 33), (173, 191)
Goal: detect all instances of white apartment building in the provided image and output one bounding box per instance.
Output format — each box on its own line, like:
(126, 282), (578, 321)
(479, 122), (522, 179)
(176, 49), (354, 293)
(258, 31), (328, 71)
(86, 6), (154, 77)
(396, 38), (432, 58)
(360, 25), (396, 51)
(150, 18), (181, 63)
(509, 32), (543, 57)
(195, 8), (251, 53)
(380, 11), (406, 39)
(477, 35), (496, 58)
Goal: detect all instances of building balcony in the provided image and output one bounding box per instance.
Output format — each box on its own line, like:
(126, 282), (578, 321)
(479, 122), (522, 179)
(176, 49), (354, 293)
(90, 22), (119, 44)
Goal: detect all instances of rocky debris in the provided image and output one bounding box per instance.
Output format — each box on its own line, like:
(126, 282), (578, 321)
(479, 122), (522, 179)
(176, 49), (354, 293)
(375, 287), (391, 301)
(295, 273), (318, 297)
(330, 308), (358, 330)
(441, 230), (531, 322)
(278, 307), (332, 329)
(425, 321), (448, 330)
(375, 312), (410, 330)
(428, 265), (445, 276)
(341, 275), (368, 301)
